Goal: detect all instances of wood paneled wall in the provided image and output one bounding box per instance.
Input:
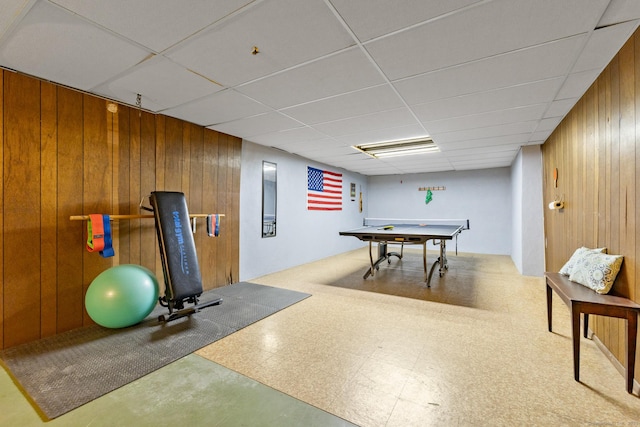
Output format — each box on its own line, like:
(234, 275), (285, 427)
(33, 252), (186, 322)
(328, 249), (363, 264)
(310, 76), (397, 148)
(0, 71), (241, 349)
(542, 29), (640, 382)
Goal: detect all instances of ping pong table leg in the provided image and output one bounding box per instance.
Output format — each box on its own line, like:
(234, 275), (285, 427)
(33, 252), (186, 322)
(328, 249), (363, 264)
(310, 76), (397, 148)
(427, 240), (451, 286)
(422, 242), (427, 282)
(364, 241), (394, 279)
(364, 241), (375, 279)
(440, 240), (448, 275)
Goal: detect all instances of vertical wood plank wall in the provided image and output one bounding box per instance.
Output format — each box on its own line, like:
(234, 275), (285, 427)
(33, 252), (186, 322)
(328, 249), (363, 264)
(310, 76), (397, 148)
(0, 71), (241, 349)
(542, 29), (640, 383)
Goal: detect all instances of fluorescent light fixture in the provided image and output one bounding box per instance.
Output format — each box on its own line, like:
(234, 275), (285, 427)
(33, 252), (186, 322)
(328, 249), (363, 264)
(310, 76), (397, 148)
(353, 137), (439, 158)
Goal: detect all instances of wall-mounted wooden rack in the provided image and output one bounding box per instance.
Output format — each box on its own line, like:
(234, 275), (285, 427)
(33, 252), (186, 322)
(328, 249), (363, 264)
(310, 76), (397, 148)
(418, 186), (446, 191)
(69, 213), (224, 221)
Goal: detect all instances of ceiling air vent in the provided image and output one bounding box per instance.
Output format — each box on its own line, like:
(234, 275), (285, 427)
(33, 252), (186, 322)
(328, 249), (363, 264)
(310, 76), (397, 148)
(353, 137), (438, 158)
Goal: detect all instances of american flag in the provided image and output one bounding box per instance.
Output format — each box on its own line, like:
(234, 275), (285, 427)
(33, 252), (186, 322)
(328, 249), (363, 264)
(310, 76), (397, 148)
(307, 166), (342, 211)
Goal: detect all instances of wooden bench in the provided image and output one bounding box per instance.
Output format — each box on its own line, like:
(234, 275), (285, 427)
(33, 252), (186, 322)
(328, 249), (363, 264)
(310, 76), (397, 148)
(545, 272), (640, 394)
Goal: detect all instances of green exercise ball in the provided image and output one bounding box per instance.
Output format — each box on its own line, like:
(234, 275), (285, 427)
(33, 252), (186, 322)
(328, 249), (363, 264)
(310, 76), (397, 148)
(85, 264), (160, 328)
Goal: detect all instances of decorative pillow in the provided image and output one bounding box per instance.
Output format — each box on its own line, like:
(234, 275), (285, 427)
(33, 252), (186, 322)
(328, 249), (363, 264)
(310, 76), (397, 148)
(569, 252), (624, 294)
(559, 247), (607, 276)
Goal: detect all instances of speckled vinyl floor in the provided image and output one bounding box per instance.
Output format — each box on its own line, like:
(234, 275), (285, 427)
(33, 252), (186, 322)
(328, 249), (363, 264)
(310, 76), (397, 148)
(3, 247), (640, 426)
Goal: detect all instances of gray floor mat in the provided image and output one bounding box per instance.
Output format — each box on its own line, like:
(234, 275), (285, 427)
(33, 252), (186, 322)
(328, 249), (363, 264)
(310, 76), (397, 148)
(0, 282), (310, 420)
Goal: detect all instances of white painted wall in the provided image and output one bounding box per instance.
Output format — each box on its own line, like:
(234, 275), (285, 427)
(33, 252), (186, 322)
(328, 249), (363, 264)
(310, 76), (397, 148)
(367, 168), (512, 254)
(239, 141), (368, 281)
(511, 151), (524, 271)
(240, 141), (546, 280)
(511, 145), (545, 276)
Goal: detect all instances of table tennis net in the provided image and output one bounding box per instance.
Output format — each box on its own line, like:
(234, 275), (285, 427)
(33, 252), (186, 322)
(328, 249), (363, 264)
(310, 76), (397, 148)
(363, 218), (470, 230)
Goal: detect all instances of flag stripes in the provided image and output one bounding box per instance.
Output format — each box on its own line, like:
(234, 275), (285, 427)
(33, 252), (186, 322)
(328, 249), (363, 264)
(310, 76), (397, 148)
(307, 166), (342, 211)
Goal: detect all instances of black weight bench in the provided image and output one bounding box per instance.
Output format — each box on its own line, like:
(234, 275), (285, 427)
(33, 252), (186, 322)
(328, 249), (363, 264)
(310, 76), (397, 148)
(149, 191), (222, 322)
(545, 272), (640, 393)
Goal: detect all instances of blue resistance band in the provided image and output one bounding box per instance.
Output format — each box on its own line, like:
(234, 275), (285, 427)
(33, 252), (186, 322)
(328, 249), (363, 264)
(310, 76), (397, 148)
(207, 214), (220, 237)
(100, 215), (115, 258)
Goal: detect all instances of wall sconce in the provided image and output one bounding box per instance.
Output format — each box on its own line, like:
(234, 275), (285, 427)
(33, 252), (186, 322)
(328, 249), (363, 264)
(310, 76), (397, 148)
(549, 200), (564, 210)
(548, 198), (564, 210)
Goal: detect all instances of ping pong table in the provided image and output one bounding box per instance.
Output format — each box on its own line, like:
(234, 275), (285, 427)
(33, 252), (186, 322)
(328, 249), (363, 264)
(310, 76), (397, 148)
(339, 218), (469, 286)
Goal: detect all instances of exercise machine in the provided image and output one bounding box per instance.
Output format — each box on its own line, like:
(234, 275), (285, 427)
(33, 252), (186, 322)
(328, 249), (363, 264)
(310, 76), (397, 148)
(148, 191), (222, 322)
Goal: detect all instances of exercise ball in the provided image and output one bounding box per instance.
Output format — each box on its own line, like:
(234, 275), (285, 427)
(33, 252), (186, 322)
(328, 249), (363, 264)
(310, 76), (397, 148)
(85, 264), (160, 328)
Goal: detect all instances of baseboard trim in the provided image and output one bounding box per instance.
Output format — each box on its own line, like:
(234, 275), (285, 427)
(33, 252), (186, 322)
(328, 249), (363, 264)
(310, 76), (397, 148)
(590, 329), (639, 395)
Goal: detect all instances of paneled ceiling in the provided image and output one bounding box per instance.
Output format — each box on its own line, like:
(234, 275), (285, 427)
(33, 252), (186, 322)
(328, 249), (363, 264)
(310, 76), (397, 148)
(1, 0), (639, 175)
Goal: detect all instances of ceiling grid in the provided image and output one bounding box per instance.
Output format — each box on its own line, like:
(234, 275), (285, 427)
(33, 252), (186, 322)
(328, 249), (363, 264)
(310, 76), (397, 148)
(0, 0), (638, 175)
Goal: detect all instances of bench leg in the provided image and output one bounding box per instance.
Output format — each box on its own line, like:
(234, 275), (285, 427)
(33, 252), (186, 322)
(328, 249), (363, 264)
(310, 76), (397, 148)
(626, 312), (638, 394)
(546, 284), (553, 332)
(571, 303), (581, 382)
(583, 313), (589, 338)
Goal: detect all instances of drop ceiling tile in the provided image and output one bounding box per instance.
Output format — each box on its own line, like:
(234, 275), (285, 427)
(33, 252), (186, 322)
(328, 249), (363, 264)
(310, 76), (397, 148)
(383, 165), (447, 174)
(544, 98), (578, 118)
(446, 151), (517, 162)
(162, 89), (270, 126)
(336, 124), (426, 146)
(293, 138), (350, 152)
(329, 154), (379, 166)
(92, 87), (164, 112)
(451, 158), (514, 170)
(437, 134), (531, 151)
(312, 107), (418, 137)
(331, 160), (368, 171)
(530, 130), (553, 143)
(330, 0), (481, 42)
(433, 121), (537, 144)
(572, 21), (638, 73)
(92, 55), (222, 111)
(208, 112), (302, 138)
(50, 0), (253, 52)
(392, 164), (453, 174)
(326, 163), (375, 174)
(247, 126), (327, 147)
(1, 1), (632, 177)
(381, 153), (450, 167)
(356, 169), (403, 176)
(422, 104), (547, 134)
(167, 0), (355, 87)
(410, 166), (457, 172)
(319, 159), (369, 172)
(525, 142), (545, 148)
(395, 35), (585, 105)
(412, 77), (564, 122)
(536, 117), (563, 132)
(237, 47), (385, 109)
(295, 145), (357, 158)
(555, 69), (601, 99)
(443, 144), (522, 158)
(0, 0), (32, 40)
(598, 0), (640, 27)
(281, 85), (405, 125)
(352, 164), (406, 175)
(275, 138), (344, 155)
(366, 0), (608, 80)
(0, 1), (150, 90)
(352, 159), (400, 169)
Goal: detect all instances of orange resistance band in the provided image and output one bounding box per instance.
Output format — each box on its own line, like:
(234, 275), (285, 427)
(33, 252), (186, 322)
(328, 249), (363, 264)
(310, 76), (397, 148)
(86, 214), (106, 252)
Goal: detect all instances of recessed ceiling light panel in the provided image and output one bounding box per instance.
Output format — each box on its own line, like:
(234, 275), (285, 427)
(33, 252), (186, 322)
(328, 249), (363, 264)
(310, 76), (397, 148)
(353, 137), (439, 158)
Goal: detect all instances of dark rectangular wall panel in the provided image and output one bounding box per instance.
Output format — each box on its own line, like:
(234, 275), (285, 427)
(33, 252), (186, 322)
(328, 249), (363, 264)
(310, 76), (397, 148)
(3, 73), (42, 347)
(40, 81), (58, 338)
(0, 73), (240, 349)
(542, 28), (640, 384)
